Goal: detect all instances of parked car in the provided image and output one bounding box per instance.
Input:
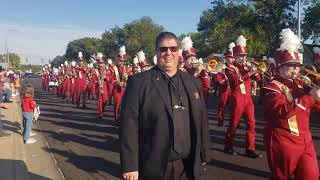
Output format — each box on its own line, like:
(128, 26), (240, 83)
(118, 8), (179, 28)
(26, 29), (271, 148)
(24, 73), (38, 78)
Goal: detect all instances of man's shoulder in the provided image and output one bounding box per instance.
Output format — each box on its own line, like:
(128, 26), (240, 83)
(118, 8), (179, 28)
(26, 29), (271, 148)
(262, 80), (283, 94)
(180, 70), (202, 87)
(128, 69), (153, 82)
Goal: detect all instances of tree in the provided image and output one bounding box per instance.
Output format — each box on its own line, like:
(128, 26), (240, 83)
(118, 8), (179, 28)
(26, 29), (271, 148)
(8, 53), (20, 70)
(198, 1), (269, 57)
(100, 26), (126, 61)
(197, 0), (304, 57)
(122, 16), (164, 63)
(65, 37), (102, 63)
(302, 2), (320, 43)
(50, 55), (68, 67)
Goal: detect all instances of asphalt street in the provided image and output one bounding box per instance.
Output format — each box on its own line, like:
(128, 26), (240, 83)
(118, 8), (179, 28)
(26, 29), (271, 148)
(28, 78), (320, 180)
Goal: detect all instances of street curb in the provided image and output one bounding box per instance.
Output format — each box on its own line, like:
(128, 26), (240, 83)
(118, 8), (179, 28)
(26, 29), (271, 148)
(36, 122), (66, 180)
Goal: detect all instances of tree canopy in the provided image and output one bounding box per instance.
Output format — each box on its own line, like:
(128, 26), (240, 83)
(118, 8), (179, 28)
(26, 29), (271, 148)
(302, 2), (320, 43)
(195, 0), (304, 58)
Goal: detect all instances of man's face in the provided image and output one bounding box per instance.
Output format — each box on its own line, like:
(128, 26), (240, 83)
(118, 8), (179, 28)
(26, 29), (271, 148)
(235, 55), (246, 64)
(226, 57), (235, 64)
(185, 56), (198, 67)
(156, 38), (179, 72)
(278, 64), (301, 79)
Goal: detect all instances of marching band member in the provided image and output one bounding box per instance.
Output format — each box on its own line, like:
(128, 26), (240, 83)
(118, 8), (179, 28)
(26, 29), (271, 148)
(178, 49), (186, 72)
(49, 67), (59, 94)
(224, 35), (262, 158)
(137, 50), (150, 72)
(197, 58), (211, 104)
(87, 63), (98, 100)
(46, 64), (52, 92)
(181, 36), (199, 77)
(74, 52), (88, 108)
(214, 42), (234, 127)
(70, 61), (77, 104)
(113, 46), (130, 121)
(306, 47), (320, 85)
(57, 65), (64, 97)
(107, 59), (115, 105)
(61, 61), (71, 101)
(96, 53), (109, 119)
(261, 28), (320, 180)
(313, 47), (320, 71)
(132, 56), (141, 74)
(41, 67), (47, 90)
(267, 57), (277, 79)
(43, 65), (50, 91)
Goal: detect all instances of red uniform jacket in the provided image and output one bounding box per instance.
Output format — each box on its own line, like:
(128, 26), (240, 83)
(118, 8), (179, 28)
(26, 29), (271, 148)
(214, 71), (230, 94)
(225, 63), (261, 96)
(198, 75), (211, 89)
(262, 74), (320, 141)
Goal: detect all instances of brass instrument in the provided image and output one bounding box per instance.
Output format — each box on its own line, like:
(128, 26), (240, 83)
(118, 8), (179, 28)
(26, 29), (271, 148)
(98, 68), (106, 95)
(120, 66), (128, 87)
(301, 67), (320, 79)
(300, 67), (320, 88)
(297, 75), (320, 89)
(203, 56), (224, 73)
(250, 60), (272, 79)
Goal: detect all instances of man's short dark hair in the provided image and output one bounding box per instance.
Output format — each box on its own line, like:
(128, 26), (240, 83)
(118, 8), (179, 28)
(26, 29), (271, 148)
(155, 32), (180, 49)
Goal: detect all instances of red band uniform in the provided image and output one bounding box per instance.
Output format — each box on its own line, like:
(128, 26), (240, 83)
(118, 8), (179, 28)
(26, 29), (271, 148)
(224, 35), (262, 156)
(262, 29), (320, 180)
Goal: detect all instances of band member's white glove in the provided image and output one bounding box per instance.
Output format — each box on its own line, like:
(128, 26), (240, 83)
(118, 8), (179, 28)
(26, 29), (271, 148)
(310, 87), (320, 101)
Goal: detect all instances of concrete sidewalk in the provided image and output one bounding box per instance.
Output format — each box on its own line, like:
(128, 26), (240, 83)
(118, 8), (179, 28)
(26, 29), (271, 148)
(0, 95), (64, 180)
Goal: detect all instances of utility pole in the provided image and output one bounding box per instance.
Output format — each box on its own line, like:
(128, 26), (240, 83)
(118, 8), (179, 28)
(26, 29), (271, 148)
(298, 0), (301, 39)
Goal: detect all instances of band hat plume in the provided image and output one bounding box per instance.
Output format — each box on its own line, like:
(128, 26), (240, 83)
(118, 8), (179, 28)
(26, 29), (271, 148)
(233, 35), (247, 55)
(137, 50), (149, 67)
(181, 36), (196, 58)
(225, 42), (235, 58)
(274, 28), (301, 67)
(118, 45), (127, 61)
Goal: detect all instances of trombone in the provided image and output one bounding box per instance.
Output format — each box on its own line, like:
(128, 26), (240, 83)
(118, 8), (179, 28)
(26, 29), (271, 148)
(250, 60), (273, 79)
(300, 67), (320, 89)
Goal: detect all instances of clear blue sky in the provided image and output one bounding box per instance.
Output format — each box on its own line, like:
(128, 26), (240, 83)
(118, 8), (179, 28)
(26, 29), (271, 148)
(0, 0), (212, 34)
(0, 0), (212, 64)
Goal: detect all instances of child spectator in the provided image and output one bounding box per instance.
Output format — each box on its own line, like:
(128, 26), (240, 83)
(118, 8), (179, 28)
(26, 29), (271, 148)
(21, 83), (37, 144)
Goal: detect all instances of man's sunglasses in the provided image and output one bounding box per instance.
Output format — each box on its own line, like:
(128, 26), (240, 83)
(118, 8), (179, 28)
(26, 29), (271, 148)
(158, 46), (179, 53)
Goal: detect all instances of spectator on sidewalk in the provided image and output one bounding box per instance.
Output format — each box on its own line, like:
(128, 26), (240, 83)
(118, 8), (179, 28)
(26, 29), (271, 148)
(0, 68), (13, 103)
(21, 83), (37, 144)
(0, 103), (11, 137)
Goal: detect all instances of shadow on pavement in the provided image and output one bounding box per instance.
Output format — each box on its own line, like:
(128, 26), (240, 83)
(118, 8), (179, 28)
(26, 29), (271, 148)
(35, 128), (120, 153)
(208, 158), (270, 178)
(0, 159), (53, 180)
(43, 148), (121, 178)
(2, 120), (22, 135)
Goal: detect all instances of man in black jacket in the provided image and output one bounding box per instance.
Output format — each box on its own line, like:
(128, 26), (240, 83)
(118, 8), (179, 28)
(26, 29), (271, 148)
(120, 32), (209, 180)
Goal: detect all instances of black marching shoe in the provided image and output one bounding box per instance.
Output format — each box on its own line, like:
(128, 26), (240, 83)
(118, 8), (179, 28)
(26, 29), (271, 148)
(245, 150), (263, 158)
(223, 147), (237, 155)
